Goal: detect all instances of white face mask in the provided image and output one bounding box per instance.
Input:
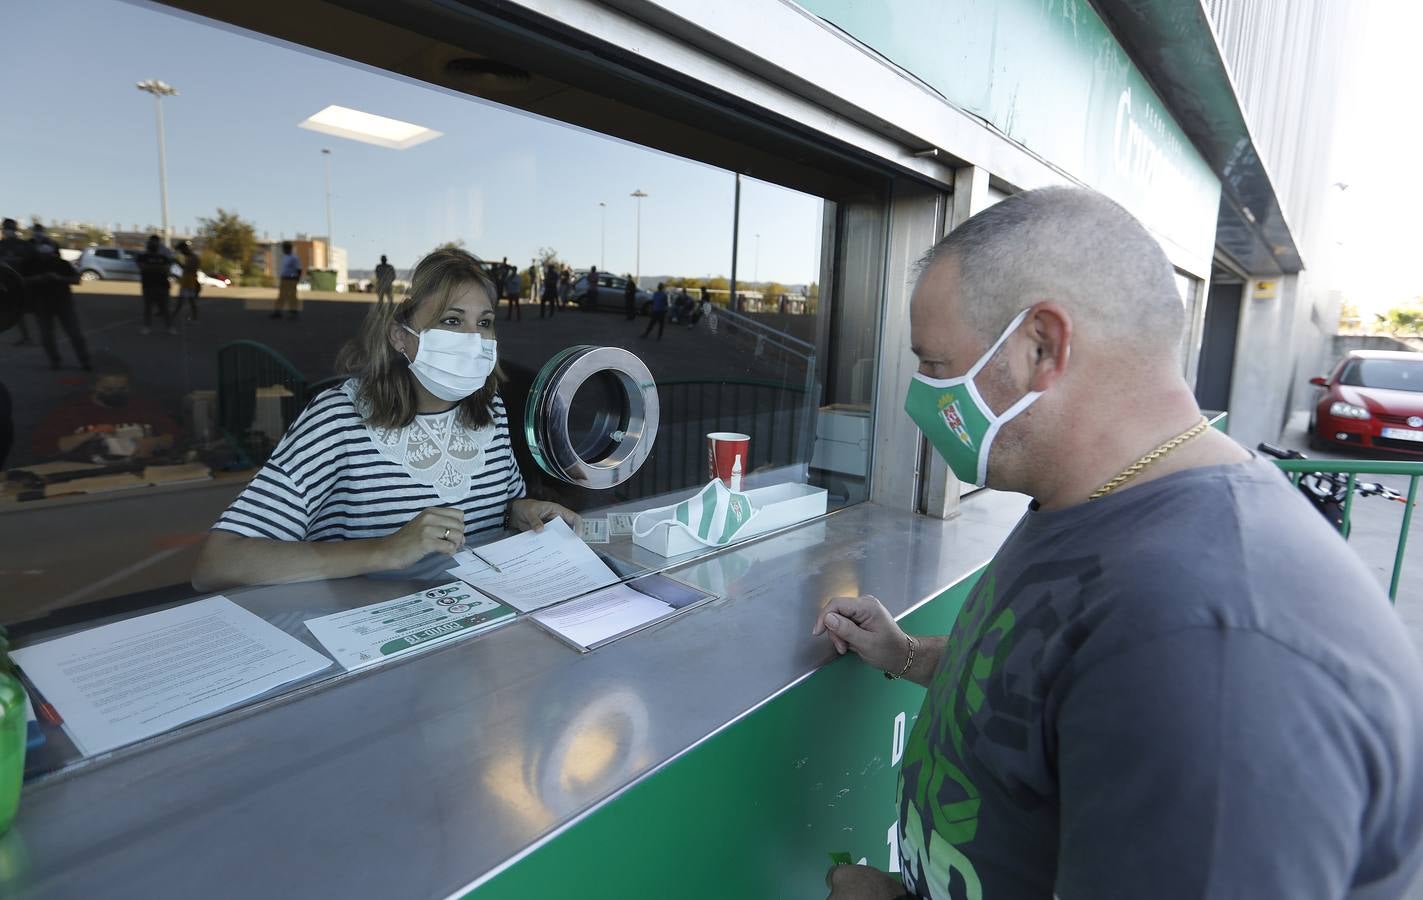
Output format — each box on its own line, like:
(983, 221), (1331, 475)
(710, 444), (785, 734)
(401, 325), (498, 402)
(632, 478), (759, 547)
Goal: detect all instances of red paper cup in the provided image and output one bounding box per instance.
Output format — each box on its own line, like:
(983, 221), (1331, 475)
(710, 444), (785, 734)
(707, 432), (750, 486)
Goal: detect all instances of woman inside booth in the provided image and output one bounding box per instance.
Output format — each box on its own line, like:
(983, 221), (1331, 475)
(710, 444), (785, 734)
(192, 248), (578, 591)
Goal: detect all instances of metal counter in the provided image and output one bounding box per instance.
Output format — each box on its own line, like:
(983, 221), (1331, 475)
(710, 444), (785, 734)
(0, 490), (1028, 899)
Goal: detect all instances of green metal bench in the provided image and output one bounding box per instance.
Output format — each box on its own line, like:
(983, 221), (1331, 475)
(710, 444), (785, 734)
(1271, 458), (1421, 602)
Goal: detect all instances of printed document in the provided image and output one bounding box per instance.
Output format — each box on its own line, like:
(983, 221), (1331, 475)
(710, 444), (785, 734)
(448, 517), (619, 612)
(305, 582), (515, 671)
(11, 596), (332, 756)
(531, 583), (674, 651)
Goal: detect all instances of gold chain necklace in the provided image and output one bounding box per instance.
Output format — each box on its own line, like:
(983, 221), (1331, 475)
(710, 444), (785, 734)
(1088, 416), (1211, 500)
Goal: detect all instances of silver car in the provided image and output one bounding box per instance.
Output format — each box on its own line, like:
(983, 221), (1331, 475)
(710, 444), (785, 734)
(74, 246), (228, 287)
(75, 246), (141, 282)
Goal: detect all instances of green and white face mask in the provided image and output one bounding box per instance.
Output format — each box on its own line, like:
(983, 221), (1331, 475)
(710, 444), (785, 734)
(904, 308), (1044, 487)
(633, 478), (759, 547)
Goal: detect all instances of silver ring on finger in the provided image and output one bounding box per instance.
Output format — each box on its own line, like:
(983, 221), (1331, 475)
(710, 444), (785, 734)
(443, 527), (451, 541)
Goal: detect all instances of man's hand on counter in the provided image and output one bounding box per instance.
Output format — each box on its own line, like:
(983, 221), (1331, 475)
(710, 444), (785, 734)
(812, 595), (945, 688)
(824, 863), (907, 900)
(378, 507), (467, 569)
(508, 498), (581, 534)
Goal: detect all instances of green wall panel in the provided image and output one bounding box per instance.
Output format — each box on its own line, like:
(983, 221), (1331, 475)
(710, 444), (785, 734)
(469, 572), (983, 899)
(798, 0), (1220, 265)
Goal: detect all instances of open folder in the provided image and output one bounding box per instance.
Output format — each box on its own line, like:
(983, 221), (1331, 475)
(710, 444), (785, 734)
(446, 517), (620, 613)
(447, 518), (717, 651)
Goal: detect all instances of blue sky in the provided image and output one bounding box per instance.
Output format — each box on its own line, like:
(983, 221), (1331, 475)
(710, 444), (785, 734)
(1, 0), (824, 284)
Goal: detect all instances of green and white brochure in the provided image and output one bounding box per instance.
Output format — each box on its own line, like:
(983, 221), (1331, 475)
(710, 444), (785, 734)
(304, 582), (515, 671)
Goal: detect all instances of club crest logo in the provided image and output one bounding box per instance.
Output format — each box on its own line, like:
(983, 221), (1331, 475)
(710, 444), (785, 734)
(938, 397), (975, 450)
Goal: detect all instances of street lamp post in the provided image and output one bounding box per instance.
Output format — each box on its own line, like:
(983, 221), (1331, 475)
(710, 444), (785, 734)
(135, 79), (177, 245)
(322, 148), (334, 267)
(598, 201), (607, 270)
(630, 189), (648, 283)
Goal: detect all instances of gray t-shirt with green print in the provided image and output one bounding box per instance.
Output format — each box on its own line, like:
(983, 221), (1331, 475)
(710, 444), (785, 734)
(897, 456), (1423, 899)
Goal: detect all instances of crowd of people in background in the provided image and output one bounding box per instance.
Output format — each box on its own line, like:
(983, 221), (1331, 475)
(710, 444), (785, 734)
(365, 249), (724, 341)
(0, 227), (727, 470)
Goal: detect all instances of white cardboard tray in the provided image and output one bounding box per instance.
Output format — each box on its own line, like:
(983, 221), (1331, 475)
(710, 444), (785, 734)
(632, 482), (829, 558)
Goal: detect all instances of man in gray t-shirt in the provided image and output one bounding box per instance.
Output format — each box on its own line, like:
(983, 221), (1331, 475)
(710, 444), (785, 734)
(817, 188), (1423, 899)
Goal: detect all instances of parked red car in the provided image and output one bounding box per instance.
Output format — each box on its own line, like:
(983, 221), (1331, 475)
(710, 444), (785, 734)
(1309, 350), (1423, 455)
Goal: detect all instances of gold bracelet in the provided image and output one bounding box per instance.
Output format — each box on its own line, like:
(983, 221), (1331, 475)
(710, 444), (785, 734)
(884, 635), (917, 680)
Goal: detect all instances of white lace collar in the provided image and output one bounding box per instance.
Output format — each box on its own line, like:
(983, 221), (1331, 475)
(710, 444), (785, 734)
(343, 381), (497, 502)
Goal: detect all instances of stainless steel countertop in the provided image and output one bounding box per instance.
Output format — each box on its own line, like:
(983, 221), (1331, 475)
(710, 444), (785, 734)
(0, 491), (1028, 899)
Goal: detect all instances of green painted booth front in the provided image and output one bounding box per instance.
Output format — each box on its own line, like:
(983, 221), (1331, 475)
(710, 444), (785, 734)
(470, 573), (980, 899)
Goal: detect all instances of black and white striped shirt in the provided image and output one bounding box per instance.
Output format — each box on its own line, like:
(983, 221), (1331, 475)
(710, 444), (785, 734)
(215, 380), (526, 543)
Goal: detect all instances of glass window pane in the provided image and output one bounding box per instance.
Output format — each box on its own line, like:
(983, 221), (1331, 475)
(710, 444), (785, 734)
(1, 0), (885, 775)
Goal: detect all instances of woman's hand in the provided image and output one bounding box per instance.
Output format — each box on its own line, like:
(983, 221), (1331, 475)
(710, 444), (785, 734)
(508, 499), (581, 534)
(379, 507), (466, 569)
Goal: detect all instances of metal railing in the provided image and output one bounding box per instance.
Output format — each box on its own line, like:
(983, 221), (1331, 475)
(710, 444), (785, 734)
(1272, 458), (1421, 602)
(706, 304), (816, 367)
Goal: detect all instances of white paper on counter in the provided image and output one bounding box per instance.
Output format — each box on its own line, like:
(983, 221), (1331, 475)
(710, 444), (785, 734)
(530, 583), (674, 651)
(448, 517), (619, 612)
(11, 596), (332, 757)
(304, 582), (514, 671)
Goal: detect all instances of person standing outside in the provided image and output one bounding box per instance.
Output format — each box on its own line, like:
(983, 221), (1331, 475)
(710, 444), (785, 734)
(502, 259), (522, 321)
(22, 240), (90, 369)
(540, 261), (559, 319)
(0, 219), (35, 346)
(689, 285), (710, 329)
(175, 241), (201, 321)
(135, 234), (175, 335)
(623, 273), (637, 320)
(496, 257), (514, 320)
(583, 265), (598, 310)
(272, 240), (302, 320)
(374, 254), (396, 304)
(815, 187), (1423, 900)
(673, 285), (691, 323)
(640, 282), (668, 340)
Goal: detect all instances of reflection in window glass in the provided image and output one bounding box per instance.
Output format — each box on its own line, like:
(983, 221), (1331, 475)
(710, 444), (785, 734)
(1, 0), (883, 773)
(1174, 270), (1201, 376)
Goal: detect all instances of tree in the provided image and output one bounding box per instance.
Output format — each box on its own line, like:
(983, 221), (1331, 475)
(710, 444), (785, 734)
(536, 246), (561, 267)
(82, 225), (112, 246)
(705, 276), (730, 292)
(198, 209), (258, 275)
(1377, 302), (1423, 337)
(433, 238), (466, 252)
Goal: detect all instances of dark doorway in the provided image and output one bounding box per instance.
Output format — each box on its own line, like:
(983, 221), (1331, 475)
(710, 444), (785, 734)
(1195, 279), (1243, 412)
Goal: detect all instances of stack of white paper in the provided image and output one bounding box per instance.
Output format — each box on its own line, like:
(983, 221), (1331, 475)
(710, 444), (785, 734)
(12, 596), (332, 756)
(530, 584), (675, 651)
(448, 517), (619, 612)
